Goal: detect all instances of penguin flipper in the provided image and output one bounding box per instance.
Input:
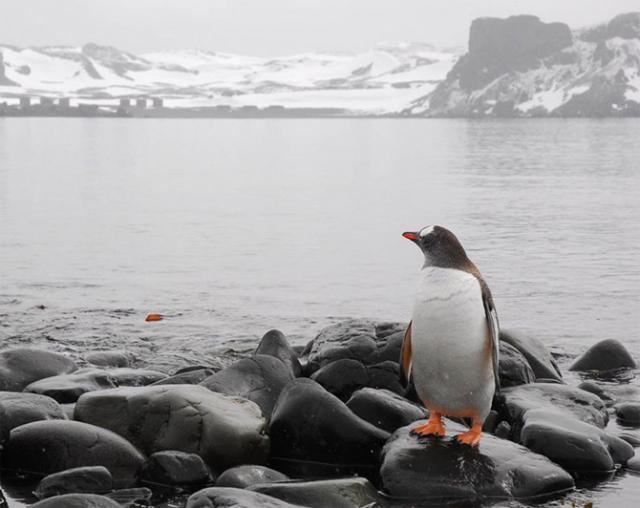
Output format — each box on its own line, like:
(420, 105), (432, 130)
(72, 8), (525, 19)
(400, 321), (413, 386)
(482, 291), (500, 394)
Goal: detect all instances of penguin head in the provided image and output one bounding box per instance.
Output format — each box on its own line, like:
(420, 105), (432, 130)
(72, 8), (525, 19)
(402, 225), (469, 268)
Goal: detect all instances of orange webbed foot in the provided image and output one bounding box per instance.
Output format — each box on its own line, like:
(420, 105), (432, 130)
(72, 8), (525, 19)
(454, 422), (482, 447)
(411, 413), (445, 438)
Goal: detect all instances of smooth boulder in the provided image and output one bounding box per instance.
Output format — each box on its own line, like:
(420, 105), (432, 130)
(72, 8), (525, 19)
(380, 420), (574, 503)
(200, 355), (293, 418)
(3, 420), (144, 487)
(35, 466), (113, 499)
(75, 385), (268, 471)
(346, 387), (426, 433)
(615, 402), (640, 426)
(500, 330), (562, 382)
(215, 465), (289, 489)
(85, 351), (132, 368)
(0, 391), (67, 442)
(269, 378), (389, 477)
(255, 329), (302, 377)
(498, 342), (535, 387)
(570, 339), (637, 372)
(140, 451), (213, 486)
(151, 367), (215, 386)
(0, 348), (77, 391)
(30, 494), (122, 508)
(249, 478), (379, 508)
(186, 487), (305, 508)
(310, 359), (368, 400)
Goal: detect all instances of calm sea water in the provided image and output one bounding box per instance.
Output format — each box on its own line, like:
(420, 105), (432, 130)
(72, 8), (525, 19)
(0, 118), (639, 505)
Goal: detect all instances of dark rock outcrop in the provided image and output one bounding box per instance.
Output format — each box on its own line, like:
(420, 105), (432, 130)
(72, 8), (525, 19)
(140, 451), (213, 486)
(35, 466), (113, 499)
(30, 494), (122, 508)
(269, 378), (389, 477)
(200, 355), (293, 418)
(615, 402), (640, 425)
(380, 420), (574, 503)
(3, 420), (145, 487)
(580, 12), (640, 42)
(186, 487), (305, 508)
(299, 319), (405, 374)
(570, 339), (637, 372)
(310, 359), (369, 400)
(74, 385), (268, 471)
(255, 329), (302, 377)
(499, 330), (563, 382)
(0, 348), (77, 391)
(0, 391), (67, 442)
(346, 387), (426, 433)
(249, 478), (380, 508)
(498, 342), (536, 387)
(215, 465), (289, 489)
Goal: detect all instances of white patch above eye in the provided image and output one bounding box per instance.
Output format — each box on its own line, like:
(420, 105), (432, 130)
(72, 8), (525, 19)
(419, 225), (434, 238)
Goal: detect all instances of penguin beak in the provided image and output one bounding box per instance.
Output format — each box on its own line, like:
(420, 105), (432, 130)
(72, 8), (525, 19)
(402, 232), (418, 242)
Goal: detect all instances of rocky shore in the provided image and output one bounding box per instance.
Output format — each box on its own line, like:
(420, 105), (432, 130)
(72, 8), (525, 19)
(0, 319), (638, 507)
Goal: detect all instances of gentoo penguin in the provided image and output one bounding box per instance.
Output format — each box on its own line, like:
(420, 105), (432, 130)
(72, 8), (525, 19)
(400, 225), (499, 446)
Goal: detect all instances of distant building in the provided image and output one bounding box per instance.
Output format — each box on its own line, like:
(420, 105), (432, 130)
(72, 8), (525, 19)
(40, 97), (54, 107)
(58, 97), (70, 108)
(151, 97), (163, 108)
(119, 98), (131, 107)
(135, 97), (147, 109)
(19, 96), (30, 108)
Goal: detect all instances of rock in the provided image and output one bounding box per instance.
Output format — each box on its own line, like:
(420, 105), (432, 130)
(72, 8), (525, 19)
(269, 378), (389, 478)
(30, 494), (122, 508)
(0, 348), (77, 391)
(521, 409), (634, 473)
(367, 361), (405, 394)
(35, 466), (113, 499)
(494, 421), (511, 439)
(140, 451), (213, 486)
(615, 402), (640, 426)
(75, 385), (268, 471)
(299, 319), (406, 374)
(346, 387), (426, 433)
(152, 367), (215, 386)
(498, 342), (535, 387)
(85, 351), (132, 368)
(618, 431), (640, 447)
(3, 420), (144, 487)
(104, 488), (152, 506)
(255, 329), (302, 377)
(200, 355), (293, 418)
(249, 478), (379, 508)
(376, 330), (405, 363)
(380, 420), (574, 502)
(310, 359), (368, 401)
(627, 451), (640, 472)
(499, 330), (563, 382)
(0, 391), (67, 443)
(578, 381), (615, 403)
(570, 339), (637, 372)
(580, 13), (640, 42)
(497, 383), (609, 439)
(25, 368), (168, 403)
(186, 487), (304, 508)
(215, 465), (289, 489)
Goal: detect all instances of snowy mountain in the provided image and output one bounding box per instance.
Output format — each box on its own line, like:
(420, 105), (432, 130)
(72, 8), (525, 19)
(0, 42), (459, 115)
(407, 13), (640, 117)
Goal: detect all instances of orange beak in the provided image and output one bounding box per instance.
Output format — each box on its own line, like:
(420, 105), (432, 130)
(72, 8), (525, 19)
(402, 232), (418, 242)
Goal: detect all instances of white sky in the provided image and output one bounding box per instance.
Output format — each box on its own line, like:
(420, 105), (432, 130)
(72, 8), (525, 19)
(1, 0), (638, 55)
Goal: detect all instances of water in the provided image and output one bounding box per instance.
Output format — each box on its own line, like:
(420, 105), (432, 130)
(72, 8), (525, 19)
(0, 118), (639, 505)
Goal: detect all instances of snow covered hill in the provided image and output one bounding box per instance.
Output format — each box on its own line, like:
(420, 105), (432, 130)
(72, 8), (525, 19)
(0, 42), (459, 115)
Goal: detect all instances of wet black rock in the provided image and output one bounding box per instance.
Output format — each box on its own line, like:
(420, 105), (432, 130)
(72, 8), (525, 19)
(249, 478), (380, 508)
(0, 348), (77, 391)
(499, 330), (563, 382)
(30, 493), (122, 508)
(140, 451), (213, 486)
(200, 355), (293, 418)
(615, 402), (640, 426)
(269, 378), (390, 477)
(627, 451), (640, 472)
(618, 431), (640, 447)
(498, 342), (536, 387)
(215, 465), (289, 489)
(104, 487), (152, 505)
(24, 368), (168, 403)
(497, 383), (609, 439)
(380, 420), (574, 503)
(4, 420), (145, 487)
(85, 351), (132, 368)
(578, 381), (615, 403)
(75, 385), (268, 471)
(346, 387), (426, 433)
(151, 367), (216, 385)
(255, 329), (302, 377)
(0, 391), (67, 443)
(35, 466), (113, 499)
(186, 487), (304, 508)
(299, 319), (406, 374)
(570, 339), (637, 372)
(367, 361), (405, 394)
(310, 359), (368, 400)
(521, 409), (634, 474)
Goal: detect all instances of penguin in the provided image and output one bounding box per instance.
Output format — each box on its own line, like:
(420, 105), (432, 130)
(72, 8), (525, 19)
(400, 225), (499, 446)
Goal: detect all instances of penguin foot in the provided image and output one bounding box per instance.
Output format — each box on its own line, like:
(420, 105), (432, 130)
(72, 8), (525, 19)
(454, 424), (482, 446)
(411, 413), (445, 438)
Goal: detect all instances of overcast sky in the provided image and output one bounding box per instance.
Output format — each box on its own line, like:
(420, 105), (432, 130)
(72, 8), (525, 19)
(1, 0), (638, 55)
